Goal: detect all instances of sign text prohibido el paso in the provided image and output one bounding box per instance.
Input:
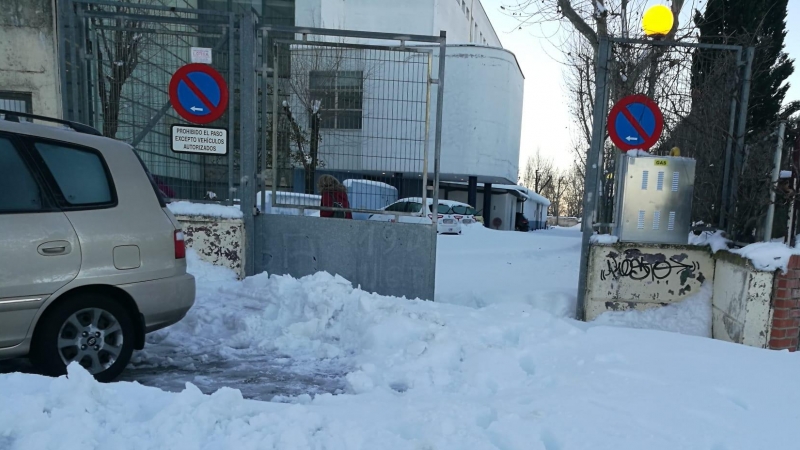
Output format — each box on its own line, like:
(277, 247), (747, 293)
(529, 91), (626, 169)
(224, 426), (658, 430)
(171, 125), (227, 155)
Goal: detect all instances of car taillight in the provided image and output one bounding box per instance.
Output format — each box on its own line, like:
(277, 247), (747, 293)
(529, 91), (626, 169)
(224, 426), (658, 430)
(174, 230), (186, 259)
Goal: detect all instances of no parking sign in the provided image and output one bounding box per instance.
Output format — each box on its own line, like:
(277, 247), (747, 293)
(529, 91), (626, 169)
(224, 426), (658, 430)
(607, 94), (664, 152)
(168, 63), (229, 124)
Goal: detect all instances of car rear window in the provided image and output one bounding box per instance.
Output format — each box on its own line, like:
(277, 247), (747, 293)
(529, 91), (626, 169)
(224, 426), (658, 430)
(451, 205), (476, 215)
(34, 142), (113, 207)
(437, 204), (453, 214)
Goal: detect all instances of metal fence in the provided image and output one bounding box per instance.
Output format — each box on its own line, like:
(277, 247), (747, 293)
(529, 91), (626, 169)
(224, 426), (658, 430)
(59, 0), (238, 202)
(257, 26), (446, 219)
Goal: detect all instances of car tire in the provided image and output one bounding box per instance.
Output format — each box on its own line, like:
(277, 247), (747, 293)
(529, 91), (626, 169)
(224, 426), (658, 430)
(30, 293), (135, 382)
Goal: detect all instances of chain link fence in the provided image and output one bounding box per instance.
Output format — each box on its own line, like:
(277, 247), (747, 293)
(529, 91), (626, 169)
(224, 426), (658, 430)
(61, 0), (237, 202)
(259, 27), (444, 218)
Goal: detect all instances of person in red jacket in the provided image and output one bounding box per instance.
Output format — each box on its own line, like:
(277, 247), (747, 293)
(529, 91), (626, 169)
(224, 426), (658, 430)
(317, 175), (353, 219)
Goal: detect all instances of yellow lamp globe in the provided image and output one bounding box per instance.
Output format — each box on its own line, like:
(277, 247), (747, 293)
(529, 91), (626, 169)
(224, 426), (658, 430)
(642, 4), (674, 37)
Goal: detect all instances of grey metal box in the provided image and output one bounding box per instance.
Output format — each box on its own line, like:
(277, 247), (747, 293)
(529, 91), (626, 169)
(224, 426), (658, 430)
(614, 154), (696, 245)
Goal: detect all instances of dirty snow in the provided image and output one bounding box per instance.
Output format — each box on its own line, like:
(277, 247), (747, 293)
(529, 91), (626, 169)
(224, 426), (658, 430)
(167, 201), (243, 219)
(592, 283), (713, 337)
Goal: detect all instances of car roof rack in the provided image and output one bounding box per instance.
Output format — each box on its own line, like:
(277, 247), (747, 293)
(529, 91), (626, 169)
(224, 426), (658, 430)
(0, 109), (103, 136)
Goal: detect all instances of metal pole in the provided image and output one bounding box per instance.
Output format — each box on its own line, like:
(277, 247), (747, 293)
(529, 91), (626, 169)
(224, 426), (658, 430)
(260, 28), (270, 212)
(271, 43), (279, 209)
(421, 50), (432, 216)
(57, 0), (71, 119)
(239, 11), (257, 276)
(432, 31), (446, 229)
(764, 122), (786, 241)
(718, 78), (740, 228)
(728, 46), (755, 236)
(576, 36), (611, 321)
(227, 15), (236, 205)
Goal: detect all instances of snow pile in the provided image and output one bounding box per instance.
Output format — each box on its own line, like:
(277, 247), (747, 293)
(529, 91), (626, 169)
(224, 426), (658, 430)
(689, 230), (730, 252)
(4, 263), (800, 448)
(593, 283), (713, 337)
(436, 226), (579, 317)
(628, 149), (652, 157)
(590, 233), (619, 244)
(167, 201), (244, 219)
(731, 242), (800, 272)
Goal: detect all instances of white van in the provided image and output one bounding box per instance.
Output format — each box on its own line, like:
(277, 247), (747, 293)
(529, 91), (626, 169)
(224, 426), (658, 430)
(343, 179), (398, 220)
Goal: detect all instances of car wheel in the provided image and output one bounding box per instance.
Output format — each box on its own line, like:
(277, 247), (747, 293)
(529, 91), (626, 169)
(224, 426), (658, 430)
(30, 293), (134, 382)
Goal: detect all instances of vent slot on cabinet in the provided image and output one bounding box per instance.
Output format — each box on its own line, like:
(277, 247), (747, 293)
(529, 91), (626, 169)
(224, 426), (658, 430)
(657, 171), (665, 191)
(641, 170), (649, 190)
(672, 172), (679, 192)
(638, 210), (646, 229)
(653, 211), (661, 230)
(668, 211), (676, 231)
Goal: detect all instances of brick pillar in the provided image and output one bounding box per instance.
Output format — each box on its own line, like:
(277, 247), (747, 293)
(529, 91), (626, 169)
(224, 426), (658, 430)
(769, 255), (800, 351)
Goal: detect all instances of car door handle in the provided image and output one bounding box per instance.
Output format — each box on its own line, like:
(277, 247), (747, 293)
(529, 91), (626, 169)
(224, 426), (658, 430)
(38, 241), (72, 256)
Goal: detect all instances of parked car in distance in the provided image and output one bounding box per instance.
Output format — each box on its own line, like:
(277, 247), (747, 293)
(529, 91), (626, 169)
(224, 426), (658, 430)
(368, 198), (462, 234)
(515, 212), (530, 232)
(0, 111), (195, 382)
(446, 200), (478, 225)
(343, 179), (398, 220)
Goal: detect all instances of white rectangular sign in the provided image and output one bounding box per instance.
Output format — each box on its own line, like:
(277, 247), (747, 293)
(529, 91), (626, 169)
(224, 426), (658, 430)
(171, 125), (227, 155)
(190, 47), (212, 64)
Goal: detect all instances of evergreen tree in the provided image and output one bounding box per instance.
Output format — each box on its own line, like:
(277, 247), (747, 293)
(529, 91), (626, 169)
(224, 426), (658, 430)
(693, 0), (795, 132)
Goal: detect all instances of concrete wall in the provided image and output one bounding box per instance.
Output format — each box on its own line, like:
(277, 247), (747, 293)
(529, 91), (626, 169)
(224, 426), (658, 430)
(0, 0), (60, 117)
(176, 215), (245, 279)
(711, 253), (774, 348)
(585, 243), (714, 321)
(255, 215), (437, 300)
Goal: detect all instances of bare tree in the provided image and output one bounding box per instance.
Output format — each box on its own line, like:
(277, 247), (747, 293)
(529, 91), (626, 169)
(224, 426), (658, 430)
(92, 2), (151, 138)
(521, 148), (555, 194)
(563, 159), (586, 217)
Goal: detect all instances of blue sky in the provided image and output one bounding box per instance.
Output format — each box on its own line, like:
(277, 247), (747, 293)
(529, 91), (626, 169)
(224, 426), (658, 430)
(482, 0), (800, 170)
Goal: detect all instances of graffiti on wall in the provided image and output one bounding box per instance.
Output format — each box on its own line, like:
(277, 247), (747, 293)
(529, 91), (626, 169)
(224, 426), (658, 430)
(599, 248), (707, 295)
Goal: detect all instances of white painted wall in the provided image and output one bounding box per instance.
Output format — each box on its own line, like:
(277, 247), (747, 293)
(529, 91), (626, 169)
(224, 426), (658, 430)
(435, 0), (501, 46)
(287, 45), (523, 184)
(295, 0), (500, 46)
(176, 215), (246, 279)
(585, 243), (715, 321)
(0, 0), (61, 117)
(431, 46), (523, 183)
(712, 254), (774, 348)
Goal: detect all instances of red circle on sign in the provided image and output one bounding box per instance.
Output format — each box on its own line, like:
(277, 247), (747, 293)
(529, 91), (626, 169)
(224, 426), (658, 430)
(169, 63), (229, 124)
(607, 94), (664, 152)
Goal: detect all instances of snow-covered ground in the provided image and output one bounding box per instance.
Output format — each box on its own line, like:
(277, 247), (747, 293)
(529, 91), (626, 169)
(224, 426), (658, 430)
(436, 225), (580, 317)
(4, 226), (800, 448)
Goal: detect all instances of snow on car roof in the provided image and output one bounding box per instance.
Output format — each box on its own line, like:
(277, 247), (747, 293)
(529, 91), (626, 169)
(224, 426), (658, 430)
(343, 179), (398, 191)
(395, 197), (472, 206)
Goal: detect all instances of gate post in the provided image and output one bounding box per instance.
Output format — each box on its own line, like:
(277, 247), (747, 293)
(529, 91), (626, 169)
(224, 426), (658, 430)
(239, 11), (258, 277)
